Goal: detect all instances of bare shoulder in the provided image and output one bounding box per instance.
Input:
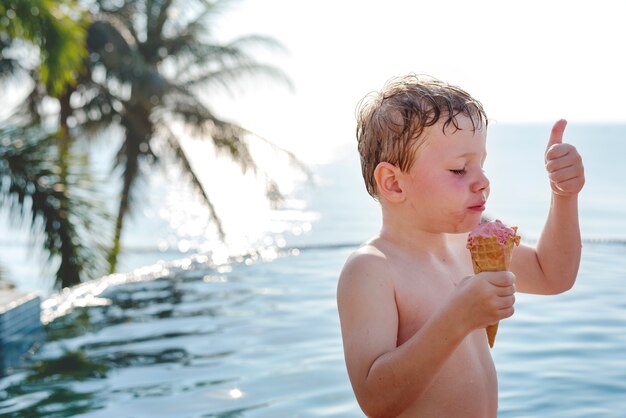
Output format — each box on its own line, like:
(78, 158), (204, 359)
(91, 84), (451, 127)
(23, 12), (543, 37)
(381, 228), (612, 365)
(337, 238), (398, 311)
(338, 239), (392, 289)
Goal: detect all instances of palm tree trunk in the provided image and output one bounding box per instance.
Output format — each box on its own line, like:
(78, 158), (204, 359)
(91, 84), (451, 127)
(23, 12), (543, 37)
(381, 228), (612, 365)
(57, 219), (82, 288)
(107, 102), (151, 274)
(55, 89), (82, 288)
(58, 89), (72, 179)
(108, 143), (140, 274)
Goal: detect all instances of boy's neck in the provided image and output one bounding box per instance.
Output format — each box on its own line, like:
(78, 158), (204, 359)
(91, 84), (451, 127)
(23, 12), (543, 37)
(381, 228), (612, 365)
(378, 212), (457, 257)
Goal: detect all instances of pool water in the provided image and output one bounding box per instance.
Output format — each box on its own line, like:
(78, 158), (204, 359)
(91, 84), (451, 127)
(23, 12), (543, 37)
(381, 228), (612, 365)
(2, 242), (626, 417)
(0, 246), (359, 417)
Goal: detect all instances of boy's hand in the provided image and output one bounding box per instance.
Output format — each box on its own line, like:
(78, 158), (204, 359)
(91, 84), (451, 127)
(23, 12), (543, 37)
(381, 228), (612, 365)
(453, 272), (516, 331)
(545, 119), (585, 197)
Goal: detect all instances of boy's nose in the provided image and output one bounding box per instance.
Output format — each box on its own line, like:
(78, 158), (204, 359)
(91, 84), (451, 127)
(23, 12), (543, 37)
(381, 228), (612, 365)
(472, 170), (490, 193)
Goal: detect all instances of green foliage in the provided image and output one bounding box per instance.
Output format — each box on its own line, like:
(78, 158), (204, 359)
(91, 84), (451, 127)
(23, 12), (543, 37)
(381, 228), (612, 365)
(78, 0), (299, 273)
(0, 0), (306, 285)
(0, 127), (110, 288)
(0, 0), (88, 97)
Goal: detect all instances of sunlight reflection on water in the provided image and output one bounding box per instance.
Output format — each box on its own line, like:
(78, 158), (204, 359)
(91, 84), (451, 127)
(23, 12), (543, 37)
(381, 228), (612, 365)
(152, 134), (317, 258)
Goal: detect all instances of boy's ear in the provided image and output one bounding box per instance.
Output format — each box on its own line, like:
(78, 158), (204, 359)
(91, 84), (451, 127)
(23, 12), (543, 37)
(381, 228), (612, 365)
(374, 162), (405, 203)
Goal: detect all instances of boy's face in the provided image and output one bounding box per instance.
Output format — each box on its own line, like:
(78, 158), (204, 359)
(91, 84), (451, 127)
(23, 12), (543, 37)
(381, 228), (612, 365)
(399, 115), (489, 234)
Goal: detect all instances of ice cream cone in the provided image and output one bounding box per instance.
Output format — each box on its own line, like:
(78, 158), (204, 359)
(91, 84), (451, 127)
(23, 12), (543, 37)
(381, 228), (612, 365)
(485, 322), (499, 348)
(467, 223), (520, 348)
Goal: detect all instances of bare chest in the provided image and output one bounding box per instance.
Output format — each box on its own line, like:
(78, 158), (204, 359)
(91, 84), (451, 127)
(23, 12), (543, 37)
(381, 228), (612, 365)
(391, 258), (498, 416)
(393, 258), (469, 344)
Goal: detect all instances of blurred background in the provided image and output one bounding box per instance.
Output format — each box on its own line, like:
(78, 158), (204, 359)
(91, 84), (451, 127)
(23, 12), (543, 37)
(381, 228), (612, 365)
(1, 1), (626, 417)
(2, 0), (625, 293)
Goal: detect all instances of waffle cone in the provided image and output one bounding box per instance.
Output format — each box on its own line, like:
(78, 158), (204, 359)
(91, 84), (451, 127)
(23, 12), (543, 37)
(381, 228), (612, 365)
(467, 232), (520, 348)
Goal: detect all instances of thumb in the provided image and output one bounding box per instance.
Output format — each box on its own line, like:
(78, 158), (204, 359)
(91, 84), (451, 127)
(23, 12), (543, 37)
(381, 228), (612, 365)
(458, 275), (474, 286)
(547, 119), (567, 150)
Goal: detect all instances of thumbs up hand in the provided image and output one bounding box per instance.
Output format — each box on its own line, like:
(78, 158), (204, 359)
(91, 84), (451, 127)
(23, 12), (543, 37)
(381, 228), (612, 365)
(545, 119), (585, 197)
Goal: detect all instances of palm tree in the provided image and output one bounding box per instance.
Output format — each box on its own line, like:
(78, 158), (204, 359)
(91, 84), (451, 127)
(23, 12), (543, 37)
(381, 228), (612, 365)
(75, 0), (302, 273)
(0, 127), (110, 288)
(2, 0), (305, 284)
(0, 0), (87, 97)
(0, 0), (108, 288)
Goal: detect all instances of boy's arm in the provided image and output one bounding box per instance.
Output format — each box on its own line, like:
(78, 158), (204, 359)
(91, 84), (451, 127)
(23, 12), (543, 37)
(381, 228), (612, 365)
(513, 119), (585, 294)
(337, 248), (515, 417)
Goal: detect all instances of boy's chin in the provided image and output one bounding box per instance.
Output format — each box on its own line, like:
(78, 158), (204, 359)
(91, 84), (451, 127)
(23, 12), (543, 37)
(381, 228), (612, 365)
(444, 223), (478, 235)
(454, 217), (484, 233)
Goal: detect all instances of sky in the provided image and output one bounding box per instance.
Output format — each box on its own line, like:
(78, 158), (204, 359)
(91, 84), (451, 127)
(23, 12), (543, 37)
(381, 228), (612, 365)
(205, 0), (626, 163)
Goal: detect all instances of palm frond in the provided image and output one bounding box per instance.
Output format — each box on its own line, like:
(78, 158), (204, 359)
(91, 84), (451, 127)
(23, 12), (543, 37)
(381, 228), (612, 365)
(210, 122), (256, 173)
(156, 92), (307, 210)
(183, 63), (293, 95)
(245, 133), (315, 184)
(159, 79), (311, 188)
(160, 0), (235, 58)
(70, 82), (123, 138)
(173, 38), (292, 89)
(94, 0), (140, 43)
(264, 177), (284, 209)
(86, 19), (140, 83)
(228, 34), (290, 55)
(0, 36), (22, 80)
(3, 83), (50, 128)
(180, 0), (239, 34)
(147, 0), (174, 43)
(159, 126), (225, 239)
(0, 0), (88, 97)
(0, 126), (111, 288)
(158, 84), (257, 173)
(38, 3), (88, 97)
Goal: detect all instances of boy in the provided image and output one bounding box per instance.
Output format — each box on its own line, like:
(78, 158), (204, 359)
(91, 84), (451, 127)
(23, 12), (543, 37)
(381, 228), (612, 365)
(337, 74), (584, 417)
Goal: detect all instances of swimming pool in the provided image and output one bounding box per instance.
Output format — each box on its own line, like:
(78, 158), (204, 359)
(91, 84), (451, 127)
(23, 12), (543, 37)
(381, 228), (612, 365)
(1, 241), (626, 417)
(0, 245), (359, 417)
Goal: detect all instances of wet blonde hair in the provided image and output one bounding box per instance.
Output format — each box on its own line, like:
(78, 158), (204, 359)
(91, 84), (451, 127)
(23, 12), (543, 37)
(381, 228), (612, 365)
(356, 74), (488, 199)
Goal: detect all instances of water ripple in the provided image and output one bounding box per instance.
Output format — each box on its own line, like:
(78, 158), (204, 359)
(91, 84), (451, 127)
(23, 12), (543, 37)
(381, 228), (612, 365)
(2, 243), (626, 417)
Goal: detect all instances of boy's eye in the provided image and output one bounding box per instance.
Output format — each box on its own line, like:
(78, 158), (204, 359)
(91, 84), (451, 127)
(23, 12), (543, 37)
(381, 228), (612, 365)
(450, 168), (466, 175)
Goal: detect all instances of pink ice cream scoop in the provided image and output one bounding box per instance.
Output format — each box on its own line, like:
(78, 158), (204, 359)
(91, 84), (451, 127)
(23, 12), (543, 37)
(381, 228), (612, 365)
(467, 219), (519, 248)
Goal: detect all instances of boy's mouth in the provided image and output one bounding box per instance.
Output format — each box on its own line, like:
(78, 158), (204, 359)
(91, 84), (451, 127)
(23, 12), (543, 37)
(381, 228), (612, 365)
(468, 201), (486, 212)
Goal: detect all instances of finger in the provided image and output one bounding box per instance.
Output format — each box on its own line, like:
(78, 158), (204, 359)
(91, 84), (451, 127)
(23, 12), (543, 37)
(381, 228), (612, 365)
(545, 143), (572, 162)
(487, 272), (515, 287)
(496, 294), (516, 309)
(496, 284), (516, 297)
(545, 151), (580, 172)
(547, 119), (567, 151)
(548, 165), (583, 184)
(498, 306), (515, 320)
(460, 275), (473, 284)
(552, 176), (585, 194)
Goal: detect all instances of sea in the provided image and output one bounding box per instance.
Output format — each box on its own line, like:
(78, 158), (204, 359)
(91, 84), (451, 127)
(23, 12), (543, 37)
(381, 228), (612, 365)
(0, 122), (625, 417)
